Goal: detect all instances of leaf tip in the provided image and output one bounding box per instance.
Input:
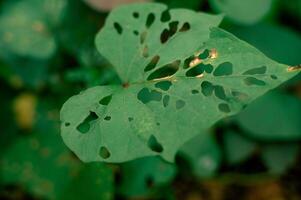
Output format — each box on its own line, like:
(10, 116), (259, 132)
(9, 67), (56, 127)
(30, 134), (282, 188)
(287, 64), (301, 72)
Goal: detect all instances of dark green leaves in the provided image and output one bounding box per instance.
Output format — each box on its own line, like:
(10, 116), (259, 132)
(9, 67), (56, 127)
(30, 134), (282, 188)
(0, 0), (58, 59)
(0, 129), (113, 200)
(60, 3), (300, 163)
(209, 0), (273, 25)
(236, 91), (301, 140)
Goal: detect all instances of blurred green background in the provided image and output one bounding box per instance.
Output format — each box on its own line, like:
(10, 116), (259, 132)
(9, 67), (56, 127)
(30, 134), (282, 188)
(0, 0), (300, 199)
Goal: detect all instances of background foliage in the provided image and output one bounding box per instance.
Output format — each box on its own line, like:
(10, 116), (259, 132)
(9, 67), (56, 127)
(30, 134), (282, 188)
(0, 0), (300, 199)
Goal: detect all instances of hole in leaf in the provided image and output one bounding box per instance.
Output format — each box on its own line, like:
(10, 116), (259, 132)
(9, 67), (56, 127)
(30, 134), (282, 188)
(201, 81), (214, 96)
(271, 75), (278, 79)
(65, 122), (70, 127)
(191, 89), (199, 94)
(160, 29), (169, 43)
(99, 94), (112, 105)
(133, 12), (139, 18)
(77, 111), (98, 134)
(168, 21), (179, 36)
(163, 95), (170, 107)
(179, 22), (190, 32)
(148, 135), (163, 153)
(213, 62), (233, 76)
(146, 13), (155, 28)
(184, 50), (210, 70)
(104, 116), (111, 121)
(156, 122), (160, 126)
(185, 63), (213, 77)
(244, 77), (266, 86)
(176, 100), (185, 109)
(155, 81), (172, 91)
(128, 117), (133, 122)
(183, 56), (195, 69)
(113, 22), (122, 34)
(137, 88), (162, 104)
(133, 30), (139, 35)
(144, 55), (160, 72)
(161, 9), (171, 22)
(147, 60), (180, 81)
(214, 85), (226, 100)
(204, 64), (214, 73)
(218, 103), (231, 113)
(140, 31), (147, 44)
(99, 146), (110, 159)
(243, 66), (267, 75)
(160, 21), (179, 44)
(199, 49), (210, 59)
(142, 45), (149, 58)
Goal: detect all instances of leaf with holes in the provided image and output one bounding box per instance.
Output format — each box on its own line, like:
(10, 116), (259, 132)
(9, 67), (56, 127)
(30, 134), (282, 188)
(60, 3), (300, 163)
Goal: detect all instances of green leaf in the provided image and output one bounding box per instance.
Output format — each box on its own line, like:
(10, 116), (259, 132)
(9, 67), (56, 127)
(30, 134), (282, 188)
(0, 0), (68, 89)
(209, 0), (273, 25)
(261, 143), (299, 175)
(118, 156), (176, 197)
(0, 0), (57, 59)
(236, 91), (301, 141)
(223, 130), (256, 165)
(179, 132), (221, 178)
(95, 3), (223, 83)
(60, 3), (300, 163)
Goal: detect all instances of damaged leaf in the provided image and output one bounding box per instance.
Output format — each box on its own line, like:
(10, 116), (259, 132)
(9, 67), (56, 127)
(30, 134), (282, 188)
(60, 3), (300, 163)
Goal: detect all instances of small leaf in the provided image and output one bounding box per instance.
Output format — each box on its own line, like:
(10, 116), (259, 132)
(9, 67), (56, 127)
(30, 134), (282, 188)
(60, 3), (300, 163)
